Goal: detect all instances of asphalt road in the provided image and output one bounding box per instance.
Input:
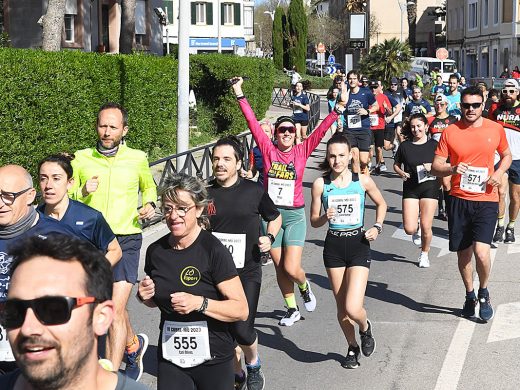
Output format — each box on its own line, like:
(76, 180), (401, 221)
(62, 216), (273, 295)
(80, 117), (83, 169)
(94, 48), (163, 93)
(130, 99), (520, 390)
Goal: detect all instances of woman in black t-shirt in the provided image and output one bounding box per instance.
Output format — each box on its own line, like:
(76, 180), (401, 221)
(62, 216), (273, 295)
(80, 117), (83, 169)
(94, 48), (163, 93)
(137, 174), (248, 390)
(393, 113), (439, 269)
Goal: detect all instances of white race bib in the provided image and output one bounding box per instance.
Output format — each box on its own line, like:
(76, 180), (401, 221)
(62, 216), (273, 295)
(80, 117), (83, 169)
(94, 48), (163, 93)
(162, 321), (211, 368)
(268, 178), (295, 207)
(0, 325), (14, 362)
(369, 114), (379, 127)
(460, 167), (488, 193)
(211, 232), (246, 269)
(416, 165), (437, 183)
(328, 194), (361, 226)
(347, 114), (362, 129)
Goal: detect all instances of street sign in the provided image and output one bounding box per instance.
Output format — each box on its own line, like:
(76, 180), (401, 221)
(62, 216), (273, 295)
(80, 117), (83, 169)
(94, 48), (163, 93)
(436, 47), (449, 60)
(317, 42), (326, 53)
(326, 66), (337, 75)
(349, 40), (365, 49)
(317, 52), (325, 65)
(328, 54), (335, 65)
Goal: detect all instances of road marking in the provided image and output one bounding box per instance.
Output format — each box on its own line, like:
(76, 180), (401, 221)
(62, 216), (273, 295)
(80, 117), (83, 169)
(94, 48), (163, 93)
(487, 302), (520, 343)
(391, 224), (450, 257)
(506, 236), (520, 253)
(434, 248), (497, 390)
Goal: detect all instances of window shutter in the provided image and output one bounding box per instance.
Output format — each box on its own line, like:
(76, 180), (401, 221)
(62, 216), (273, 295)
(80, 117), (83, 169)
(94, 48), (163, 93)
(234, 3), (240, 25)
(221, 3), (225, 25)
(206, 3), (213, 25)
(191, 2), (196, 24)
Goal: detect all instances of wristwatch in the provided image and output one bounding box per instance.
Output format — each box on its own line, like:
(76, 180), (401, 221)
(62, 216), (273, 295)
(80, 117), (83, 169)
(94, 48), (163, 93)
(373, 223), (383, 234)
(266, 233), (276, 244)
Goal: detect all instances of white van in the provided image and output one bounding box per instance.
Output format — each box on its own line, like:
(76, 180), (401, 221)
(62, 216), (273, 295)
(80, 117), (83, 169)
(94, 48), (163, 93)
(410, 57), (457, 83)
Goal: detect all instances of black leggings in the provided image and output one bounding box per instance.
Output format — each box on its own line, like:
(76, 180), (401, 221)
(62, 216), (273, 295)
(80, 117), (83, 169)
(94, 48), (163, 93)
(158, 358), (234, 390)
(230, 273), (261, 347)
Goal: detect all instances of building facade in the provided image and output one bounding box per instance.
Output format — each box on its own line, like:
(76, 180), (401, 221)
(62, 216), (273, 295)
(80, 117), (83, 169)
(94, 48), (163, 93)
(160, 0), (255, 55)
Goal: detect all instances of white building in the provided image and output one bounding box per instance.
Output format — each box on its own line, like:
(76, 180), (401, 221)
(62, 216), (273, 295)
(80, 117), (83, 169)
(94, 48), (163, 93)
(161, 0), (254, 55)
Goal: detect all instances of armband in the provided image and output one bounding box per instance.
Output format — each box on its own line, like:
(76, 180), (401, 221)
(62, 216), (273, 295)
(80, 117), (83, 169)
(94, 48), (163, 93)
(267, 233), (276, 244)
(373, 223), (383, 234)
(197, 297), (209, 314)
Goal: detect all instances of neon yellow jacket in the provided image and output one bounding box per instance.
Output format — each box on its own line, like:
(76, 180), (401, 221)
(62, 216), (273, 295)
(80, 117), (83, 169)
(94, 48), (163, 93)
(69, 144), (157, 235)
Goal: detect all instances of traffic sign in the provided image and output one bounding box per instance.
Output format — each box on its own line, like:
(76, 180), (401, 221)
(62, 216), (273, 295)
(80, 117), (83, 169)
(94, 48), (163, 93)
(317, 42), (326, 53)
(328, 54), (335, 65)
(326, 66), (336, 75)
(317, 52), (325, 65)
(436, 47), (449, 60)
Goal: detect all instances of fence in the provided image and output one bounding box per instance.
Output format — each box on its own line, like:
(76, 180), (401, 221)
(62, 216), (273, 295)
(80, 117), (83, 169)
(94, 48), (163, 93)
(271, 87), (321, 132)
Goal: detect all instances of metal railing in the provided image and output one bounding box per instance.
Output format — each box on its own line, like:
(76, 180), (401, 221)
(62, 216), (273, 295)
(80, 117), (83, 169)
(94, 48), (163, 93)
(271, 87), (321, 132)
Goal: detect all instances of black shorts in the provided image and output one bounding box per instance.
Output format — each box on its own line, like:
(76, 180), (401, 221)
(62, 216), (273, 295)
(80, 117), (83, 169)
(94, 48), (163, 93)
(344, 130), (371, 152)
(294, 119), (309, 126)
(403, 180), (439, 199)
(113, 233), (142, 284)
(384, 125), (396, 142)
(508, 160), (520, 185)
(372, 129), (385, 148)
(229, 272), (261, 347)
(323, 228), (371, 269)
(447, 197), (498, 251)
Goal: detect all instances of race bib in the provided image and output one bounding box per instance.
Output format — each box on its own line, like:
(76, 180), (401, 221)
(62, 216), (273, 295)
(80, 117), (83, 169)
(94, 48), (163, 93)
(268, 178), (295, 207)
(347, 114), (362, 129)
(293, 106), (303, 114)
(328, 194), (361, 226)
(162, 321), (211, 368)
(460, 167), (488, 193)
(417, 165), (436, 183)
(369, 114), (379, 127)
(0, 325), (14, 362)
(211, 232), (246, 269)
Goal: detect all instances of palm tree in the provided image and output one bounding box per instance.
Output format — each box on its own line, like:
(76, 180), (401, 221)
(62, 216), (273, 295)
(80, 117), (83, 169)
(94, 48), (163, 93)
(359, 38), (412, 85)
(344, 0), (365, 13)
(406, 0), (417, 54)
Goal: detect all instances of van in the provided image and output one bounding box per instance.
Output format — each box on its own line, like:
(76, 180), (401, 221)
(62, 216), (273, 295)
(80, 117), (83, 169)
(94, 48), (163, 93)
(411, 57), (457, 83)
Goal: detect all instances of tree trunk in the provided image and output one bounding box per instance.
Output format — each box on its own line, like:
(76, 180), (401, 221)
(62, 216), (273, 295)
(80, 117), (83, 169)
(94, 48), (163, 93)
(407, 0), (417, 54)
(42, 0), (67, 52)
(120, 0), (136, 54)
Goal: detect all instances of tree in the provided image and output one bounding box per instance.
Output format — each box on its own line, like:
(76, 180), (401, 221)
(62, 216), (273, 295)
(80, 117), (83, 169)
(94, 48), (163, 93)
(120, 0), (136, 54)
(42, 0), (66, 51)
(254, 3), (274, 55)
(307, 13), (346, 54)
(359, 38), (412, 85)
(287, 0), (307, 72)
(272, 7), (285, 69)
(407, 0), (417, 54)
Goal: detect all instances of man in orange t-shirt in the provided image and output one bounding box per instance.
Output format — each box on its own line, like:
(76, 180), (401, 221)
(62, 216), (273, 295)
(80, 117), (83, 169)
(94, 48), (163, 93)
(432, 86), (512, 322)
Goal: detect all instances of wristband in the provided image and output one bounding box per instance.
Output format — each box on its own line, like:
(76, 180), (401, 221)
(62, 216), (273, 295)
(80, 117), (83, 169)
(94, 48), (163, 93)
(267, 233), (276, 244)
(373, 223), (383, 234)
(197, 297), (209, 314)
(236, 94), (245, 99)
(334, 105), (344, 115)
(148, 201), (156, 209)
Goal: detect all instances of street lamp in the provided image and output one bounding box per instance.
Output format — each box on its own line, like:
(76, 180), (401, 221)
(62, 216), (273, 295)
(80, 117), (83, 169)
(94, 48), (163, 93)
(263, 11), (275, 21)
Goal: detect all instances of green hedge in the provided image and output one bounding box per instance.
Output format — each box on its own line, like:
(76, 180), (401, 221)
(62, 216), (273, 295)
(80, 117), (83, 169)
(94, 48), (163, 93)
(0, 49), (275, 176)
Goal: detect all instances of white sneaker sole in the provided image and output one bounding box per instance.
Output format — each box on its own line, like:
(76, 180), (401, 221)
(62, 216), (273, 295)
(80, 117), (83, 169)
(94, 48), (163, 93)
(279, 312), (301, 326)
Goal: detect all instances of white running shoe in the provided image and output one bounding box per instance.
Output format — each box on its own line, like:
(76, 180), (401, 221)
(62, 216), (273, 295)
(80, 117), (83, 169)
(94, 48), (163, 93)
(279, 307), (301, 326)
(299, 282), (317, 312)
(418, 252), (430, 268)
(379, 163), (387, 172)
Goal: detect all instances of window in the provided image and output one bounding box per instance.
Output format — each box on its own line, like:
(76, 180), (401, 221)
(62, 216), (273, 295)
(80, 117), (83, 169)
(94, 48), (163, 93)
(483, 0), (489, 27)
(191, 2), (213, 25)
(223, 3), (233, 24)
(163, 0), (174, 24)
(135, 0), (146, 35)
(221, 3), (240, 25)
(494, 0), (499, 24)
(64, 15), (74, 42)
(63, 0), (77, 43)
(503, 0), (513, 23)
(196, 2), (206, 24)
(468, 1), (478, 30)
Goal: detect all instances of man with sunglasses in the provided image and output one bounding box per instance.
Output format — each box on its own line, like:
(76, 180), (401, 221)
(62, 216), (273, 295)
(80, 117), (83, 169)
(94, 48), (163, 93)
(432, 86), (512, 322)
(490, 79), (520, 245)
(0, 164), (77, 373)
(0, 234), (146, 389)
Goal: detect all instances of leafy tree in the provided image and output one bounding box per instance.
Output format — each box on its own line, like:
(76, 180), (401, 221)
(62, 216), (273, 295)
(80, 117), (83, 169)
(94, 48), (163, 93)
(287, 0), (307, 73)
(120, 0), (136, 54)
(407, 0), (417, 53)
(42, 0), (66, 51)
(359, 38), (412, 86)
(272, 7), (285, 69)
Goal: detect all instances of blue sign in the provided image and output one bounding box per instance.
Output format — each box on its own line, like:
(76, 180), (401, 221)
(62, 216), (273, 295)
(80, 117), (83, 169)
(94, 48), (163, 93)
(328, 55), (335, 65)
(189, 38), (246, 48)
(326, 66), (336, 75)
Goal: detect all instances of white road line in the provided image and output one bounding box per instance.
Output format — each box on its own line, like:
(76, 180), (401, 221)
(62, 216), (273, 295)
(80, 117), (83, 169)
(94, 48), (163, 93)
(434, 248), (497, 390)
(487, 302), (520, 343)
(506, 236), (520, 253)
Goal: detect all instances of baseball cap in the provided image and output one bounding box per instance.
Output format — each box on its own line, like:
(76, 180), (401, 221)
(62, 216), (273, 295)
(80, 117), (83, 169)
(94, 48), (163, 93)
(369, 80), (379, 88)
(434, 94), (448, 103)
(361, 76), (368, 82)
(503, 79), (520, 90)
(390, 77), (399, 84)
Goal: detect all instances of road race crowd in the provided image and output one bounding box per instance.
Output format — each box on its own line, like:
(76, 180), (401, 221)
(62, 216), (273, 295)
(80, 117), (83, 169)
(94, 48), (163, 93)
(0, 67), (519, 390)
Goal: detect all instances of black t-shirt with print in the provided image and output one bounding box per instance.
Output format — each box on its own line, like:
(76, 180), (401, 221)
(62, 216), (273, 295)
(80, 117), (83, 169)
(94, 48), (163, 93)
(144, 230), (238, 365)
(394, 139), (438, 187)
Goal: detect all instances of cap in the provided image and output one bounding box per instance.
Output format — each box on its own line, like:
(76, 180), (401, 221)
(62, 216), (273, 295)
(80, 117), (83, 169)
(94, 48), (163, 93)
(504, 78), (520, 90)
(275, 116), (296, 128)
(390, 77), (399, 84)
(361, 76), (368, 82)
(434, 94), (448, 103)
(369, 80), (378, 88)
(334, 75), (343, 83)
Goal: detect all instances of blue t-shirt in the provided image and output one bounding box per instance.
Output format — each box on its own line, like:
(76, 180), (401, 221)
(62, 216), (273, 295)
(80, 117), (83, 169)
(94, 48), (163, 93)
(251, 146), (265, 186)
(431, 85), (447, 95)
(405, 99), (432, 116)
(383, 92), (402, 128)
(291, 93), (309, 121)
(402, 87), (413, 101)
(343, 89), (376, 131)
(445, 92), (461, 118)
(37, 199), (115, 252)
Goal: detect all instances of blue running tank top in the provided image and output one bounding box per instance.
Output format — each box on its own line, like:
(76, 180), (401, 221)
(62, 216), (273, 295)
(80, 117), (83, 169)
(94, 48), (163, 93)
(321, 173), (365, 230)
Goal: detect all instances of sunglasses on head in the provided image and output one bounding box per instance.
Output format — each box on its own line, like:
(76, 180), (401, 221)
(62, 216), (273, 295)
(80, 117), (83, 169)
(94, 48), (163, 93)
(460, 102), (482, 109)
(277, 126), (296, 134)
(502, 88), (517, 94)
(0, 296), (97, 328)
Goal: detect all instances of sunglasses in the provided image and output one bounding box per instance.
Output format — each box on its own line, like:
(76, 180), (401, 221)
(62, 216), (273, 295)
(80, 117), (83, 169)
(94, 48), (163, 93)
(391, 83), (398, 86)
(0, 188), (32, 206)
(277, 126), (296, 134)
(0, 296), (97, 328)
(502, 88), (517, 94)
(460, 102), (483, 109)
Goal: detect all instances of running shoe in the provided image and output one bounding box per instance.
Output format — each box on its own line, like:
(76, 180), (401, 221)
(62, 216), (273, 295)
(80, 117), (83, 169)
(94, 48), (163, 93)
(460, 297), (477, 318)
(492, 225), (504, 243)
(359, 319), (376, 357)
(246, 363), (265, 390)
(418, 252), (430, 268)
(125, 333), (148, 381)
(379, 163), (387, 172)
(341, 345), (360, 369)
(234, 370), (246, 390)
(412, 226), (421, 246)
(437, 209), (448, 221)
(478, 294), (494, 322)
(279, 307), (301, 326)
(261, 253), (273, 266)
(299, 282), (317, 312)
(504, 227), (515, 244)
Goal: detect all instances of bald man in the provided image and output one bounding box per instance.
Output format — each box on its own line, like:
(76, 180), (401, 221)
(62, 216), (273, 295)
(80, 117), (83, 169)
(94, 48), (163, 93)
(0, 164), (76, 372)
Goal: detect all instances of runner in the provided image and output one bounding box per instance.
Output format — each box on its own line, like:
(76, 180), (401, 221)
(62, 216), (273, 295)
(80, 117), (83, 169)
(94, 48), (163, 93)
(138, 173), (248, 390)
(290, 81), (310, 144)
(244, 120), (273, 186)
(432, 86), (512, 321)
(445, 74), (462, 118)
(327, 87), (343, 135)
(207, 136), (282, 390)
(404, 86), (434, 119)
(490, 79), (520, 244)
(401, 77), (413, 102)
(393, 113), (439, 268)
(384, 77), (405, 154)
(37, 153), (122, 266)
(428, 94), (458, 221)
(231, 76), (345, 327)
(310, 133), (386, 369)
(431, 75), (447, 95)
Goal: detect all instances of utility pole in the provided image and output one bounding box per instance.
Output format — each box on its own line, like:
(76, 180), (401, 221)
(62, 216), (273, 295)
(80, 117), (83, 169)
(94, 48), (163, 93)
(177, 0), (190, 170)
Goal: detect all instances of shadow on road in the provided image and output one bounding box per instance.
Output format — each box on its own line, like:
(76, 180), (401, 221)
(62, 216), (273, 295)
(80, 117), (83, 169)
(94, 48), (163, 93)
(143, 344), (158, 377)
(371, 248), (411, 264)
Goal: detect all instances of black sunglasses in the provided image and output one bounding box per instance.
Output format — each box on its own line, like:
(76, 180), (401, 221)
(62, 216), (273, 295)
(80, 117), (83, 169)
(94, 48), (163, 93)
(277, 126), (296, 134)
(0, 296), (97, 328)
(461, 102), (482, 109)
(0, 188), (32, 206)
